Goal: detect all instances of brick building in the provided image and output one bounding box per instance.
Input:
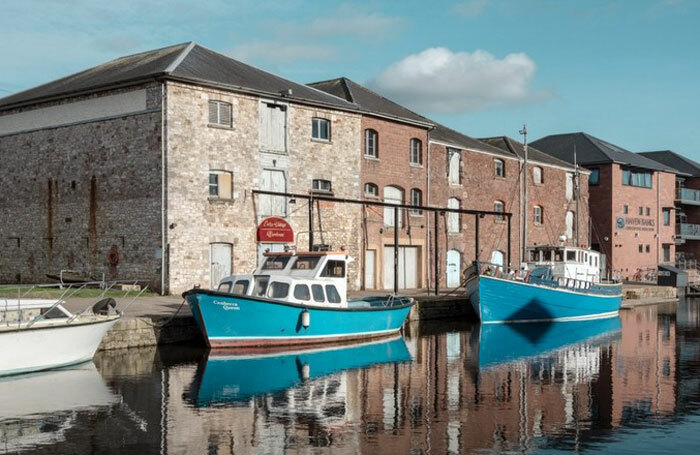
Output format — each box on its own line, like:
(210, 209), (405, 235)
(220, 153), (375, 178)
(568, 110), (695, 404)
(532, 132), (677, 280)
(0, 42), (365, 293)
(640, 150), (700, 265)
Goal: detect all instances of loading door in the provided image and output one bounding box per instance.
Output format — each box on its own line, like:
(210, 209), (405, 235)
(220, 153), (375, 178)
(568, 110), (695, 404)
(383, 246), (418, 290)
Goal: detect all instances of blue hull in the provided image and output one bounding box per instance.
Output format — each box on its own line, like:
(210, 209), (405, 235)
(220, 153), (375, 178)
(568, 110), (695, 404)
(187, 337), (412, 406)
(184, 290), (413, 347)
(466, 275), (622, 323)
(475, 317), (621, 368)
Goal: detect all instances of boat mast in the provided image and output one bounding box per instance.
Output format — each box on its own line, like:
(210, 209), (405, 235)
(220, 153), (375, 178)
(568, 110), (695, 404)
(519, 124), (528, 263)
(574, 144), (580, 246)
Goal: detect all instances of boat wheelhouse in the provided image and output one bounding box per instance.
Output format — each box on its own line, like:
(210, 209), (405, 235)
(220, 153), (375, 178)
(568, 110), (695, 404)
(525, 245), (602, 284)
(184, 252), (415, 348)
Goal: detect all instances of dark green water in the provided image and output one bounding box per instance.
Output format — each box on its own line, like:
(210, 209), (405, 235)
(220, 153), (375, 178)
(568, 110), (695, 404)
(2, 300), (700, 454)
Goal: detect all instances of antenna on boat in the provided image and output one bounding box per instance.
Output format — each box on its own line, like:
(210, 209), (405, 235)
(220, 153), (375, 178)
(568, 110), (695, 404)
(574, 143), (580, 246)
(519, 124), (528, 264)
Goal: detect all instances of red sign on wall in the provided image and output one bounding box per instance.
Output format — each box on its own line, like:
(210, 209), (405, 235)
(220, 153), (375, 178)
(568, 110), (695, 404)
(256, 217), (294, 243)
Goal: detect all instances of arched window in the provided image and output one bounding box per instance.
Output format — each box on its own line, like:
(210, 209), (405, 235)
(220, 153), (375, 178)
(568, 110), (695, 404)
(448, 150), (461, 185)
(494, 159), (505, 178)
(364, 182), (379, 197)
(410, 188), (423, 215)
(365, 129), (378, 158)
(383, 186), (403, 228)
(533, 205), (543, 225)
(447, 198), (460, 233)
(410, 138), (422, 165)
(494, 200), (505, 221)
(533, 166), (543, 185)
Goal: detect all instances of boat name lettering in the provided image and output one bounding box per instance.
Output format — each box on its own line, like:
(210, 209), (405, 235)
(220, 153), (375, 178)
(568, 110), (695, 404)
(213, 300), (240, 310)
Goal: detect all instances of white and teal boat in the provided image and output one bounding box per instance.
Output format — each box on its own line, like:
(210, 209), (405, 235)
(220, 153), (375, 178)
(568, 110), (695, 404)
(465, 245), (622, 324)
(184, 252), (414, 348)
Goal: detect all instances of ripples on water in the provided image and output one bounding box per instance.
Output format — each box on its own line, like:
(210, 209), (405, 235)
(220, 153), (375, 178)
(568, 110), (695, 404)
(2, 300), (700, 454)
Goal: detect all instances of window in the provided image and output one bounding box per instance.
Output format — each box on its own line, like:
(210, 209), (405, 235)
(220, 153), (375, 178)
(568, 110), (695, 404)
(364, 182), (379, 197)
(448, 198), (460, 232)
(638, 206), (643, 215)
(645, 244), (650, 253)
(312, 179), (332, 193)
(566, 173), (575, 201)
(262, 256), (291, 270)
(624, 205), (629, 214)
(384, 186), (403, 228)
(311, 284), (325, 302)
(663, 208), (671, 226)
(494, 159), (505, 178)
(217, 282), (231, 292)
(646, 207), (650, 216)
(325, 284), (341, 303)
(533, 166), (543, 185)
(260, 103), (287, 152)
(293, 284), (311, 301)
(208, 171), (232, 199)
(321, 260), (345, 278)
(639, 244), (643, 253)
(533, 205), (543, 225)
(267, 282), (290, 299)
(232, 280), (249, 294)
(494, 200), (505, 221)
(622, 167), (652, 188)
(566, 251), (577, 261)
(663, 244), (671, 262)
(312, 117), (330, 141)
(410, 188), (423, 215)
(292, 256), (322, 270)
(589, 168), (600, 186)
(365, 129), (378, 158)
(253, 277), (269, 297)
(410, 138), (422, 165)
(448, 149), (461, 185)
(208, 100), (232, 127)
(565, 211), (575, 239)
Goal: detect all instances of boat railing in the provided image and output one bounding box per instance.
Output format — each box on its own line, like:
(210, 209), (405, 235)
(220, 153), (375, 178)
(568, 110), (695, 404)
(472, 261), (609, 293)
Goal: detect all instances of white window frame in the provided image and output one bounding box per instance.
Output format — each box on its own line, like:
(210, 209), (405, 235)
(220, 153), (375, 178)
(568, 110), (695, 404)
(312, 117), (331, 141)
(312, 179), (332, 193)
(364, 182), (379, 198)
(365, 129), (378, 158)
(533, 166), (543, 185)
(533, 205), (542, 225)
(494, 159), (505, 178)
(494, 200), (505, 221)
(410, 138), (422, 166)
(448, 150), (461, 185)
(410, 188), (423, 216)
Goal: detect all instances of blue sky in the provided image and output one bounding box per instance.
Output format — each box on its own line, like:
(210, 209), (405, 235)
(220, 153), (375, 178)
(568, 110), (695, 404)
(1, 0), (699, 158)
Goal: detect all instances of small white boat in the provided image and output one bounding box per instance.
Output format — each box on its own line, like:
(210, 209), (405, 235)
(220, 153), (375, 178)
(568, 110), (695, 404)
(0, 297), (120, 376)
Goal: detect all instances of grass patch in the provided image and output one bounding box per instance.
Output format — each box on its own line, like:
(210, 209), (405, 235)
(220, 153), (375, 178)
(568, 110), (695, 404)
(0, 285), (157, 299)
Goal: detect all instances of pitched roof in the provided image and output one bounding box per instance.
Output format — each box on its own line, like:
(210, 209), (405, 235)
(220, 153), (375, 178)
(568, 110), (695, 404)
(431, 123), (511, 156)
(307, 77), (432, 126)
(0, 42), (358, 112)
(480, 136), (577, 170)
(531, 132), (676, 173)
(639, 150), (697, 177)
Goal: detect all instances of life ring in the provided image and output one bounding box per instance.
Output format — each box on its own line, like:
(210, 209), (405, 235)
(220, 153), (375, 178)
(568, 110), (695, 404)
(108, 248), (120, 266)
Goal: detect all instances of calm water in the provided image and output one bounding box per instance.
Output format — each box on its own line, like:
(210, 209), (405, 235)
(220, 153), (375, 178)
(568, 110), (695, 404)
(3, 300), (700, 454)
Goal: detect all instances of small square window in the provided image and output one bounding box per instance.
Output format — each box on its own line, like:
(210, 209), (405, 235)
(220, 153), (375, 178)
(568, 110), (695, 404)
(312, 118), (331, 141)
(312, 179), (332, 193)
(208, 100), (232, 127)
(364, 183), (378, 197)
(209, 171), (232, 199)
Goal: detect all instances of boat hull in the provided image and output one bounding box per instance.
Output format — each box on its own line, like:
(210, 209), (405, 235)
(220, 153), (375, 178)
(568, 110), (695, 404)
(184, 290), (413, 348)
(0, 316), (120, 376)
(466, 275), (622, 324)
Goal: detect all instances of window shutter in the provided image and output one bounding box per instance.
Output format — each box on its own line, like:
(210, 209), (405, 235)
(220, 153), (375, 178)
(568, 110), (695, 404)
(219, 172), (232, 199)
(208, 101), (219, 124)
(220, 103), (232, 127)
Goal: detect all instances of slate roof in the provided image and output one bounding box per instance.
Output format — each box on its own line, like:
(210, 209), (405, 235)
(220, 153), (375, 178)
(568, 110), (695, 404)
(0, 42), (357, 112)
(308, 77), (432, 126)
(531, 132), (676, 173)
(480, 136), (577, 170)
(430, 123), (512, 157)
(639, 150), (697, 177)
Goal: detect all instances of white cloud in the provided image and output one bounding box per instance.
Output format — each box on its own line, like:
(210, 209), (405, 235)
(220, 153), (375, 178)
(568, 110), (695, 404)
(453, 0), (491, 18)
(368, 47), (541, 114)
(229, 42), (336, 63)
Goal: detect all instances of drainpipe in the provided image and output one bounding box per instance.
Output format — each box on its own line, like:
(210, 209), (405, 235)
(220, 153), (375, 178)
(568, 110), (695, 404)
(160, 82), (167, 295)
(657, 172), (661, 265)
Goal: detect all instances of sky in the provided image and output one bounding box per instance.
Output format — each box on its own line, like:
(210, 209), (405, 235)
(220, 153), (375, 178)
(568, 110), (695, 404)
(1, 0), (699, 159)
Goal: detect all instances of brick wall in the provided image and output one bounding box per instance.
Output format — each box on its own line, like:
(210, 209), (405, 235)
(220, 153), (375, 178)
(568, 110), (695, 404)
(0, 84), (163, 288)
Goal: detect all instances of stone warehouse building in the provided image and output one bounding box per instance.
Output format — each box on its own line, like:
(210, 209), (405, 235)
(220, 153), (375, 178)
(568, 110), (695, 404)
(533, 133), (677, 280)
(0, 42), (365, 293)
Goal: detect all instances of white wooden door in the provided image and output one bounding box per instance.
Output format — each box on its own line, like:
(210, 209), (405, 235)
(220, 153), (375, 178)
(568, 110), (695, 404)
(210, 243), (232, 287)
(446, 249), (461, 287)
(565, 210), (574, 239)
(260, 103), (286, 152)
(259, 169), (286, 216)
(449, 152), (460, 185)
(364, 249), (376, 289)
(383, 186), (403, 228)
(383, 246), (418, 290)
(566, 173), (574, 201)
(447, 198), (459, 233)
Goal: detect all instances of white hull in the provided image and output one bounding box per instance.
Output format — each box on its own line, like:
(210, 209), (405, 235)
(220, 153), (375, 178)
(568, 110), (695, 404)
(0, 316), (119, 376)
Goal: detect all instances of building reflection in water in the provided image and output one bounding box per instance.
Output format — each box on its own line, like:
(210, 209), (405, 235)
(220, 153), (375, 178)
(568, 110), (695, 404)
(2, 300), (696, 454)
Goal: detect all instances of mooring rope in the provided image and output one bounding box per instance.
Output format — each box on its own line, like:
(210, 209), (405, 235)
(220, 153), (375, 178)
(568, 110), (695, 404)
(139, 298), (188, 328)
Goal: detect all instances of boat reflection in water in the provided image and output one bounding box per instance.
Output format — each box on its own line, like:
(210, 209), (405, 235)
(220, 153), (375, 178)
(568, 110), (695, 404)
(187, 335), (412, 407)
(0, 363), (119, 452)
(474, 316), (622, 369)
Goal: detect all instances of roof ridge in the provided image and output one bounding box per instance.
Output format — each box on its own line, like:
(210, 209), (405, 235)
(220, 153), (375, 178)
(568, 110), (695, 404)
(345, 77), (433, 124)
(164, 41), (196, 74)
(340, 77), (355, 103)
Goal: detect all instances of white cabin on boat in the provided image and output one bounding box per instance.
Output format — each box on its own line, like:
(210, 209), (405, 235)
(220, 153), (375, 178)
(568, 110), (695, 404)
(217, 252), (354, 308)
(525, 246), (602, 283)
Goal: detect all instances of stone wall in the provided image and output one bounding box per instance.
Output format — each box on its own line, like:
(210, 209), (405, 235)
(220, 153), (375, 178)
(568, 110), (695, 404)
(164, 82), (362, 293)
(0, 83), (163, 288)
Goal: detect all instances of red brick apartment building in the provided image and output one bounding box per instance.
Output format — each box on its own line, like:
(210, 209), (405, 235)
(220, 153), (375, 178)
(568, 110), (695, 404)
(310, 78), (588, 289)
(640, 150), (700, 265)
(532, 133), (677, 280)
